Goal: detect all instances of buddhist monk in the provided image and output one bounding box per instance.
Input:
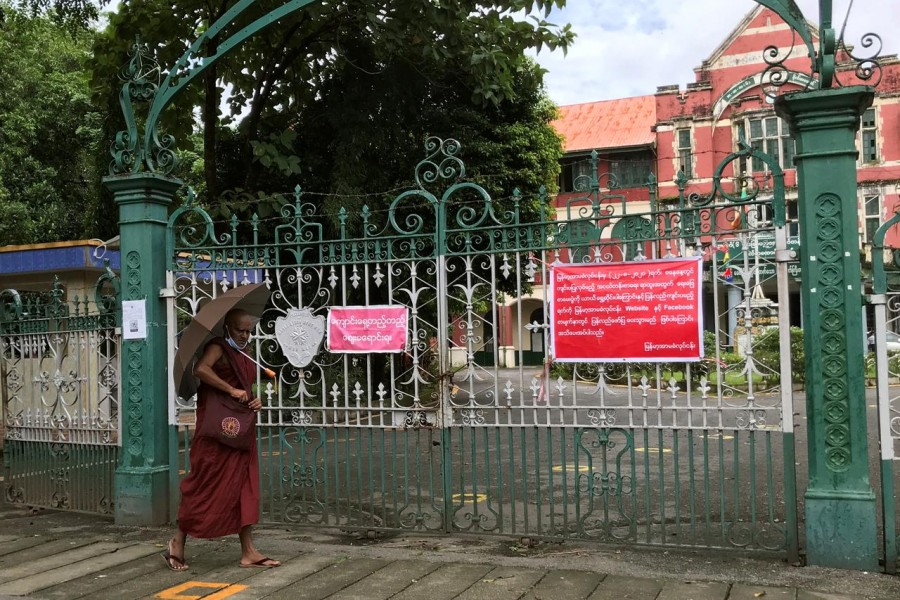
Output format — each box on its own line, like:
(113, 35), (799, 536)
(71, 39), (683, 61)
(163, 309), (281, 570)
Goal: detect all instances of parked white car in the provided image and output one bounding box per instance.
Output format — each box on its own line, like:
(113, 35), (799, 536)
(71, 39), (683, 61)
(868, 330), (900, 352)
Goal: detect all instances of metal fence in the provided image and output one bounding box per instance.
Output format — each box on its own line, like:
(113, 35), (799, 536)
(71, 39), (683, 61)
(1, 270), (120, 513)
(869, 214), (900, 573)
(167, 139), (799, 557)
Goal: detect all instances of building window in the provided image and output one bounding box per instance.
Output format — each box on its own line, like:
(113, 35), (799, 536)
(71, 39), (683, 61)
(609, 150), (654, 189)
(559, 157), (593, 193)
(787, 199), (799, 238)
(860, 108), (877, 163)
(573, 159), (592, 189)
(864, 194), (881, 244)
(737, 116), (795, 173)
(676, 128), (692, 178)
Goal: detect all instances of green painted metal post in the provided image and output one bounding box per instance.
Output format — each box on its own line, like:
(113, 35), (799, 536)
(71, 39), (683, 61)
(102, 0), (321, 527)
(104, 172), (183, 525)
(775, 86), (877, 570)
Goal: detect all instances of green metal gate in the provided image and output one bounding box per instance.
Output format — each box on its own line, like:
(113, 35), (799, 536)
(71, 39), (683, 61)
(868, 215), (900, 573)
(1, 267), (121, 514)
(167, 138), (798, 556)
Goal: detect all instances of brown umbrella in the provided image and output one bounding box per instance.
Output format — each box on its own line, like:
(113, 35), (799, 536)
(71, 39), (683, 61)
(172, 283), (271, 399)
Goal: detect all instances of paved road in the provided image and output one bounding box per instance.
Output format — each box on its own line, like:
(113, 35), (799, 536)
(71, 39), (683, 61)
(2, 502), (899, 600)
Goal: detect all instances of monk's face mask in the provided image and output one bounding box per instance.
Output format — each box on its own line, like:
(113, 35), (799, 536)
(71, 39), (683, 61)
(225, 325), (252, 350)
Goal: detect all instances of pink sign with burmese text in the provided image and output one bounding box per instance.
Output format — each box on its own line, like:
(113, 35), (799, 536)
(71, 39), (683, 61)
(550, 258), (703, 362)
(327, 306), (408, 353)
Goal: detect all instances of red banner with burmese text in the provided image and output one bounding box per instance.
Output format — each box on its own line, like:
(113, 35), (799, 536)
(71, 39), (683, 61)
(327, 306), (408, 353)
(550, 258), (703, 362)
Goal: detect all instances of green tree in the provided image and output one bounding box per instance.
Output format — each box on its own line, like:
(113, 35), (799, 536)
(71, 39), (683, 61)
(85, 1), (572, 396)
(0, 4), (103, 245)
(754, 326), (805, 385)
(214, 53), (564, 221)
(89, 0), (573, 207)
(8, 0), (99, 33)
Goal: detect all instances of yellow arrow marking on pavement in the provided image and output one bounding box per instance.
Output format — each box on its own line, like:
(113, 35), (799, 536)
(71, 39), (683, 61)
(633, 447), (673, 453)
(551, 464), (591, 473)
(452, 492), (487, 503)
(155, 581), (247, 600)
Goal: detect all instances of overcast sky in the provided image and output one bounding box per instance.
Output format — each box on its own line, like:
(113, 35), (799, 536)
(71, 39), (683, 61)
(530, 0), (900, 106)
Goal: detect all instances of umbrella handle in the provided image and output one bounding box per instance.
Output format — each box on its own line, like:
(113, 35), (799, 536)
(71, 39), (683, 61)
(236, 348), (277, 380)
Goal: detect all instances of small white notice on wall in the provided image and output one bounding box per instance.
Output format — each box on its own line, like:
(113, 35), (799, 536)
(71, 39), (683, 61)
(122, 299), (148, 339)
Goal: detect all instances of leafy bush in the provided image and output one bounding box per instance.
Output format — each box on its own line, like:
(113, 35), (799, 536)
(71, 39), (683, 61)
(720, 351), (744, 367)
(752, 326), (805, 384)
(866, 350), (900, 378)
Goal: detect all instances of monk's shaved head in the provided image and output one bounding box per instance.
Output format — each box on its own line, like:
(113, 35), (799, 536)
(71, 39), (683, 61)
(225, 309), (252, 329)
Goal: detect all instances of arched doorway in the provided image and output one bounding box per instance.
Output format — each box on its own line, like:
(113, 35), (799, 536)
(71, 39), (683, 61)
(473, 311), (495, 366)
(521, 306), (545, 366)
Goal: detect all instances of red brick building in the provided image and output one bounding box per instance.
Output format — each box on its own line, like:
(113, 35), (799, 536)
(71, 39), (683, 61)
(463, 6), (900, 368)
(552, 5), (900, 246)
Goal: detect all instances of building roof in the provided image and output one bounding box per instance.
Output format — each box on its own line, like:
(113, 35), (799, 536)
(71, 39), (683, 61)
(552, 95), (656, 153)
(0, 240), (120, 276)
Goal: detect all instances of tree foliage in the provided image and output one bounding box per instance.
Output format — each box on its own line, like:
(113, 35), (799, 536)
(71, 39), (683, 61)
(8, 0), (99, 33)
(2, 1), (573, 244)
(90, 0), (573, 214)
(0, 3), (103, 245)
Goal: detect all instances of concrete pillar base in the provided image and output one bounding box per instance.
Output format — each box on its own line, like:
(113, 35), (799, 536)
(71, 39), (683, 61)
(805, 490), (878, 570)
(115, 466), (171, 526)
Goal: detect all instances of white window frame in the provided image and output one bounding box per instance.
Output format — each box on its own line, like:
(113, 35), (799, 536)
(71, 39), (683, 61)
(676, 128), (693, 179)
(863, 193), (881, 245)
(859, 107), (878, 164)
(736, 114), (795, 174)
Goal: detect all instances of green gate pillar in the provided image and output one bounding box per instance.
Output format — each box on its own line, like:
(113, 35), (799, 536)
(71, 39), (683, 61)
(104, 172), (183, 526)
(102, 0), (321, 526)
(775, 86), (876, 570)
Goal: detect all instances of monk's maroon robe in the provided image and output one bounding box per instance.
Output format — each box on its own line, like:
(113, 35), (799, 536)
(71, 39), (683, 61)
(178, 337), (259, 538)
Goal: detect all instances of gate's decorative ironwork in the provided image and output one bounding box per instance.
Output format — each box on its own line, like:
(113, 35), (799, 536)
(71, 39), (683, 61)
(754, 0), (883, 93)
(168, 137), (797, 555)
(1, 265), (121, 513)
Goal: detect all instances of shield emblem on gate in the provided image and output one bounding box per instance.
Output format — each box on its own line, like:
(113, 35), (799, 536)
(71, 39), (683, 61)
(275, 308), (325, 368)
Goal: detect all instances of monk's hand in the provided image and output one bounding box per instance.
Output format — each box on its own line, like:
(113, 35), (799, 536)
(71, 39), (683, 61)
(229, 388), (249, 402)
(248, 397), (262, 412)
